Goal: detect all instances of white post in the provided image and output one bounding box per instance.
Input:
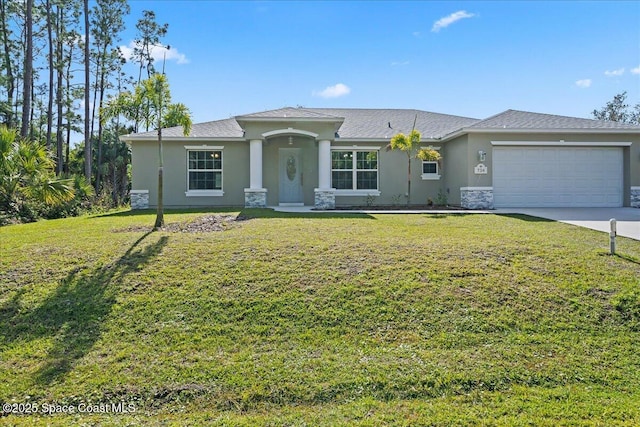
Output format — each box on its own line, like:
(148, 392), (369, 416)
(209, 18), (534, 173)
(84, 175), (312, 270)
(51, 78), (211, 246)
(249, 139), (263, 189)
(318, 139), (331, 190)
(609, 218), (617, 255)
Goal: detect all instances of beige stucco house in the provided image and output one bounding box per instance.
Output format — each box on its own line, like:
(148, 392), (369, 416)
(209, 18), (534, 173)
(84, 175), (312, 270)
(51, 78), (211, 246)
(121, 107), (640, 210)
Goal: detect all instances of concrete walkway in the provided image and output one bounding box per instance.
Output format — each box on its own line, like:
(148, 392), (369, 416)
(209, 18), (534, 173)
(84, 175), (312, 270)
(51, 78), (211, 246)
(270, 205), (640, 240)
(494, 208), (640, 240)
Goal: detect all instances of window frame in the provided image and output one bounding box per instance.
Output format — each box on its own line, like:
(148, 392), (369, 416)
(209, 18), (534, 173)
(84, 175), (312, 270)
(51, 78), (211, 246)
(331, 148), (381, 196)
(420, 146), (441, 180)
(421, 161), (440, 180)
(184, 145), (225, 197)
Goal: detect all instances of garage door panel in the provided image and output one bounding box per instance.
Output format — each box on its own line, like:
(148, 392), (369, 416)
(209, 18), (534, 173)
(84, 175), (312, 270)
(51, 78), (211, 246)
(493, 147), (623, 208)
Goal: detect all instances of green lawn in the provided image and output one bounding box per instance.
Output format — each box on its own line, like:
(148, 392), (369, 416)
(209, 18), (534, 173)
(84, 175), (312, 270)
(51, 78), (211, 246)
(1, 209), (639, 426)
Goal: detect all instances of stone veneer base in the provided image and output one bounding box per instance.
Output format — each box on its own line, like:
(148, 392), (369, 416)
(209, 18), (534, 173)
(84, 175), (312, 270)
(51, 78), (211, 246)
(460, 187), (494, 209)
(631, 187), (640, 208)
(244, 188), (267, 208)
(130, 190), (149, 210)
(314, 189), (336, 210)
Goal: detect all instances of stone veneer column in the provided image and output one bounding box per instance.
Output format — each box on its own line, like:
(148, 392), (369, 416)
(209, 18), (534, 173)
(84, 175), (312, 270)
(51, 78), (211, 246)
(244, 139), (267, 207)
(315, 139), (335, 209)
(130, 190), (149, 209)
(631, 187), (640, 208)
(460, 187), (494, 209)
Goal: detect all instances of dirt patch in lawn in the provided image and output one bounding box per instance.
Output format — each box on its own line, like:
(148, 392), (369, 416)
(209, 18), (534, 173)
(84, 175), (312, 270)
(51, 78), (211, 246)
(113, 214), (247, 233)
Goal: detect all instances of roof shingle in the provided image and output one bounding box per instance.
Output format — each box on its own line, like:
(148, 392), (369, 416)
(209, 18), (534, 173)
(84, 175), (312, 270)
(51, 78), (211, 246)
(466, 109), (640, 130)
(124, 107), (640, 140)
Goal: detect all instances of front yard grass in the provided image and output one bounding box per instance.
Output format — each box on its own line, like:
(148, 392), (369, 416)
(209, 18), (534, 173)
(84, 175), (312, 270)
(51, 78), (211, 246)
(1, 209), (639, 425)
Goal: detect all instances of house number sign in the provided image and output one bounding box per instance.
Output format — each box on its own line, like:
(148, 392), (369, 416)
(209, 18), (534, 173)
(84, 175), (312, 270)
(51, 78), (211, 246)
(474, 163), (488, 175)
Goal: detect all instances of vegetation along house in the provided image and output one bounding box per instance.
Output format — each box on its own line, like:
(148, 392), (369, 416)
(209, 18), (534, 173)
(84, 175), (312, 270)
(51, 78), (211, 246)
(121, 107), (640, 210)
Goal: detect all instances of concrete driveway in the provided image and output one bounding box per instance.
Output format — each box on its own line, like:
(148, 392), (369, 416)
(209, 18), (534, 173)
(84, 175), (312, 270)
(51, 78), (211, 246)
(495, 208), (640, 240)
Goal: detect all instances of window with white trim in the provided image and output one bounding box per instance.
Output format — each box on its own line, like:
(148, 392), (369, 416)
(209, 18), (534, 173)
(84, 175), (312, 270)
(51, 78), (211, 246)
(187, 150), (222, 190)
(421, 161), (440, 180)
(331, 150), (378, 191)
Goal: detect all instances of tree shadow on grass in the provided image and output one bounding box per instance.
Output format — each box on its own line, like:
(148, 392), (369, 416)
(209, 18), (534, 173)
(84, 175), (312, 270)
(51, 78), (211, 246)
(239, 208), (375, 220)
(496, 213), (554, 222)
(92, 207), (243, 218)
(0, 231), (168, 385)
(95, 207), (375, 220)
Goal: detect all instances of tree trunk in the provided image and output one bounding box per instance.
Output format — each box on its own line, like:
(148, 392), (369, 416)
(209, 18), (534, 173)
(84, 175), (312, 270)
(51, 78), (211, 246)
(0, 0), (15, 128)
(154, 125), (164, 229)
(28, 79), (35, 139)
(95, 64), (106, 193)
(93, 44), (108, 194)
(55, 5), (64, 175)
(83, 0), (91, 181)
(406, 153), (411, 206)
(46, 0), (54, 151)
(20, 0), (33, 138)
(154, 83), (164, 229)
(63, 35), (74, 174)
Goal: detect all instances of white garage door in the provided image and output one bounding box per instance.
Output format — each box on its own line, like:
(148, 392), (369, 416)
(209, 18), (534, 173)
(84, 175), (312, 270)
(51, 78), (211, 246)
(493, 146), (623, 207)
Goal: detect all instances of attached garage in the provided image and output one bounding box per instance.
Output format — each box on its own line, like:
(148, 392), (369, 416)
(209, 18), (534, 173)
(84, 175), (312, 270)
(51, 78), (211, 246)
(493, 144), (624, 208)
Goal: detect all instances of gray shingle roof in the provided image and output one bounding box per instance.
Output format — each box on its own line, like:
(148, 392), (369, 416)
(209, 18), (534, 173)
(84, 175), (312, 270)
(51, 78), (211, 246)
(238, 107), (342, 119)
(124, 107), (640, 140)
(131, 117), (244, 138)
(309, 108), (478, 139)
(466, 109), (640, 130)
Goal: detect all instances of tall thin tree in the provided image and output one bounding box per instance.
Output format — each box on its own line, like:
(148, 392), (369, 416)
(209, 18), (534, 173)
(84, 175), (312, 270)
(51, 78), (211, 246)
(0, 0), (16, 128)
(83, 0), (90, 181)
(45, 0), (54, 151)
(20, 0), (33, 138)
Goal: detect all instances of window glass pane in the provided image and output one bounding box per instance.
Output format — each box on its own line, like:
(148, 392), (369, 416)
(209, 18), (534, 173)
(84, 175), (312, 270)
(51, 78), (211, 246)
(188, 151), (196, 169)
(188, 150), (223, 190)
(356, 171), (378, 190)
(332, 171), (352, 189)
(212, 151), (222, 169)
(189, 151), (222, 170)
(356, 151), (377, 169)
(332, 151), (352, 169)
(422, 162), (437, 174)
(189, 171), (222, 190)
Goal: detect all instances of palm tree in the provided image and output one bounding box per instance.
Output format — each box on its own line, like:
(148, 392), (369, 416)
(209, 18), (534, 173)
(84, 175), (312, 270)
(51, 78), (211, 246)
(388, 129), (441, 206)
(103, 74), (192, 229)
(0, 125), (75, 218)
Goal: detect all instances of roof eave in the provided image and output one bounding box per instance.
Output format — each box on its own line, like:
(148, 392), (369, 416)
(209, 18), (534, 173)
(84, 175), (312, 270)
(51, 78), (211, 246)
(336, 137), (440, 143)
(119, 135), (246, 143)
(439, 127), (640, 142)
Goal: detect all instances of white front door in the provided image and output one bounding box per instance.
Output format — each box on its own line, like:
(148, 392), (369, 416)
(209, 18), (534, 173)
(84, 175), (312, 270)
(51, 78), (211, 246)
(279, 148), (304, 205)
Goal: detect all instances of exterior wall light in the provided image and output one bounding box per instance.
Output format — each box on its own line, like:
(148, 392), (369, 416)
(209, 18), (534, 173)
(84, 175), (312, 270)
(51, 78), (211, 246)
(478, 150), (487, 162)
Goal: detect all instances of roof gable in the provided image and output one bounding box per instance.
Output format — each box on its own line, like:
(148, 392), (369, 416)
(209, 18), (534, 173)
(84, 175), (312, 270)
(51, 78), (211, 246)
(237, 107), (342, 120)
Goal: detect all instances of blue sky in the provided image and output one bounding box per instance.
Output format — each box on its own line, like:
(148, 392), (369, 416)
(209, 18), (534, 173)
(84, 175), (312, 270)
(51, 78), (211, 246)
(116, 1), (640, 124)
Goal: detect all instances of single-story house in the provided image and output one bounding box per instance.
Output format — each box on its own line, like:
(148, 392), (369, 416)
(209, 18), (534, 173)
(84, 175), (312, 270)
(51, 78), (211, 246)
(121, 107), (640, 210)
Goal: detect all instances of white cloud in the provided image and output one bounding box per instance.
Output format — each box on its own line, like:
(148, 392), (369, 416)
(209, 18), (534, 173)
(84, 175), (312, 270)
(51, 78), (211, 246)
(631, 65), (640, 75)
(312, 83), (351, 98)
(431, 10), (475, 32)
(391, 60), (410, 66)
(412, 31), (421, 37)
(575, 79), (592, 88)
(119, 41), (189, 65)
(604, 68), (625, 77)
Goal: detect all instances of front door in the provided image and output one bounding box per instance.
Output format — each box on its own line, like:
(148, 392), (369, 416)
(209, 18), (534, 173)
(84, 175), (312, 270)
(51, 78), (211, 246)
(279, 148), (304, 205)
